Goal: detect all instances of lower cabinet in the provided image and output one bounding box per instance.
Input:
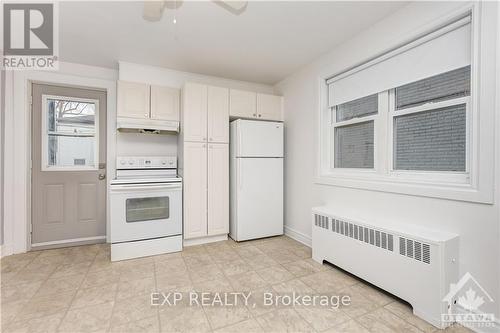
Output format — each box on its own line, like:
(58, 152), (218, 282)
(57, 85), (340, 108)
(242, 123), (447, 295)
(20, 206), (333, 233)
(207, 143), (229, 235)
(183, 142), (228, 239)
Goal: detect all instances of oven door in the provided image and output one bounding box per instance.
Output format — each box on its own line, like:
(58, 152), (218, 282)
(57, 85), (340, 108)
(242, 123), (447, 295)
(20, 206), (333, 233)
(110, 183), (182, 243)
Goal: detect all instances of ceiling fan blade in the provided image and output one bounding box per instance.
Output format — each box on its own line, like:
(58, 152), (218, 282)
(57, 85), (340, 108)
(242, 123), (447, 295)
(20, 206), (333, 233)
(143, 1), (166, 22)
(213, 1), (248, 15)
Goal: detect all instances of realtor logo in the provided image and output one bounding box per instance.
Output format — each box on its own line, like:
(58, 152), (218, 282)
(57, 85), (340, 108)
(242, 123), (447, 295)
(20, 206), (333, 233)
(442, 272), (495, 329)
(2, 2), (58, 69)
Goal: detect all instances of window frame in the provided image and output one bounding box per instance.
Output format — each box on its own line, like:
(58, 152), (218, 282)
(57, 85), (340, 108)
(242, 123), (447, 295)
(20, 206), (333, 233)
(330, 96), (379, 171)
(316, 4), (496, 203)
(41, 94), (100, 171)
(387, 92), (472, 185)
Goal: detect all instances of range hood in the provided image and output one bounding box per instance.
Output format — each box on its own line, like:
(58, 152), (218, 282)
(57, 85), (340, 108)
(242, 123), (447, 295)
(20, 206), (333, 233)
(117, 117), (179, 134)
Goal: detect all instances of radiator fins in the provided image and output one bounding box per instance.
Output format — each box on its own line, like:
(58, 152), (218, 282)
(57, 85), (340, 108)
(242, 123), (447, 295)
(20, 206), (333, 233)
(314, 214), (329, 230)
(313, 214), (436, 263)
(314, 214), (432, 264)
(322, 217), (394, 253)
(399, 237), (431, 264)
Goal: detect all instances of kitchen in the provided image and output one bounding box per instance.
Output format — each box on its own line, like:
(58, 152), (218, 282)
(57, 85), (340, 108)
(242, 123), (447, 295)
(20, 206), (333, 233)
(110, 62), (285, 260)
(1, 1), (499, 332)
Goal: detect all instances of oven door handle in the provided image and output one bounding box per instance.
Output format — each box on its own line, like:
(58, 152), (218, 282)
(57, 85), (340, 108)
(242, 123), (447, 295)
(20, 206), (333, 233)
(111, 184), (182, 191)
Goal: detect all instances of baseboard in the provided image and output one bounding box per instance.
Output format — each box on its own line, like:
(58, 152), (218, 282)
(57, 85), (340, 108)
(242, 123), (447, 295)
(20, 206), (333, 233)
(31, 236), (106, 250)
(0, 244), (13, 257)
(183, 234), (228, 247)
(284, 226), (311, 247)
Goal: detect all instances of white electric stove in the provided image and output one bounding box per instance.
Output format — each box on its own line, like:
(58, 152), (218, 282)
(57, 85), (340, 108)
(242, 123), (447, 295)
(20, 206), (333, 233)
(110, 156), (182, 261)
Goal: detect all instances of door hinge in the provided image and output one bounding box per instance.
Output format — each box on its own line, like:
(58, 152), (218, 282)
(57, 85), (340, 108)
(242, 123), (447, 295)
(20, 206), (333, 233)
(29, 95), (33, 106)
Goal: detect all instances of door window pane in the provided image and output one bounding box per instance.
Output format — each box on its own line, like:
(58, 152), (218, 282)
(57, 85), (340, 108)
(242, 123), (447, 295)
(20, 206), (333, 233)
(394, 104), (466, 171)
(334, 121), (374, 168)
(126, 197), (170, 223)
(336, 94), (378, 122)
(45, 98), (97, 168)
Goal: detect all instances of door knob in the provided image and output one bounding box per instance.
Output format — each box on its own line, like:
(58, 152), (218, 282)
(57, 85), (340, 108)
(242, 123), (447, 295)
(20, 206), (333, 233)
(98, 174), (106, 180)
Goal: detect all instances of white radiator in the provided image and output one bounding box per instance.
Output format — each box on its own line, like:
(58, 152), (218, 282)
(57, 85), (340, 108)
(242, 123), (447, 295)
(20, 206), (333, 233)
(312, 206), (459, 329)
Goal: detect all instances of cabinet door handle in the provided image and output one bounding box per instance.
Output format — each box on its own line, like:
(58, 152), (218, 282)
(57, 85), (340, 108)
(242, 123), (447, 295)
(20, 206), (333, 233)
(253, 113), (256, 117)
(258, 114), (262, 117)
(144, 113), (149, 117)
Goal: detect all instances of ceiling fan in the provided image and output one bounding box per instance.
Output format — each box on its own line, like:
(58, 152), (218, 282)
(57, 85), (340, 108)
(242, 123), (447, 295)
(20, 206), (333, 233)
(143, 0), (249, 22)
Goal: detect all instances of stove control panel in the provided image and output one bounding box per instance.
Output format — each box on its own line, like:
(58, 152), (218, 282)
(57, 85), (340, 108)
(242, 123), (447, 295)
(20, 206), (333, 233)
(116, 156), (177, 169)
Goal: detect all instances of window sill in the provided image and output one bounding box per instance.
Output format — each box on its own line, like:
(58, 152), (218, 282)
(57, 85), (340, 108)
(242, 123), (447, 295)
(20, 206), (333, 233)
(315, 173), (493, 204)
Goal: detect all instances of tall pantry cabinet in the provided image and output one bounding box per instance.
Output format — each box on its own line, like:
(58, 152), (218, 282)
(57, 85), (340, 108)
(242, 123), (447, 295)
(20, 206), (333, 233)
(182, 83), (229, 240)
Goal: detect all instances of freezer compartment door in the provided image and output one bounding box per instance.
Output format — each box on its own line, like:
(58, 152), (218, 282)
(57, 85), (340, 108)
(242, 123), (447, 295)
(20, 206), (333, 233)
(234, 157), (283, 241)
(234, 120), (283, 157)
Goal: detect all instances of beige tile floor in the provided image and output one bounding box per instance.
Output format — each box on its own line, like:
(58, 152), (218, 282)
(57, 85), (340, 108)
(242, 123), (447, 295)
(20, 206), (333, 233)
(1, 236), (471, 333)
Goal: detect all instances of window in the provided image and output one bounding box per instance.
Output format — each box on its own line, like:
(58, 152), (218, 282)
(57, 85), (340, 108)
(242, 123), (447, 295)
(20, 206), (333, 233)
(327, 65), (471, 178)
(316, 11), (497, 203)
(392, 66), (470, 172)
(42, 95), (99, 170)
(332, 94), (377, 168)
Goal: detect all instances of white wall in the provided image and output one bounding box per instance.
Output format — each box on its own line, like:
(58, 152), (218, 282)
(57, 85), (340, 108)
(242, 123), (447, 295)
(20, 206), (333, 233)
(117, 61), (274, 158)
(1, 69), (5, 247)
(275, 1), (500, 320)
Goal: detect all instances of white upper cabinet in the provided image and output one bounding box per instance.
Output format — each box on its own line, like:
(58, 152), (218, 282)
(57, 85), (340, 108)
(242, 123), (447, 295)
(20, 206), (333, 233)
(229, 89), (283, 121)
(229, 89), (257, 119)
(117, 81), (150, 119)
(257, 93), (283, 121)
(150, 85), (180, 121)
(117, 80), (180, 122)
(182, 83), (208, 142)
(208, 86), (229, 143)
(208, 143), (229, 236)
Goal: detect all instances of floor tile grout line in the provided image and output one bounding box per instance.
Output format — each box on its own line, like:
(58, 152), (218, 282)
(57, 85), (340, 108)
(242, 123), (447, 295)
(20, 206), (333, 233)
(375, 303), (430, 333)
(5, 249), (96, 326)
(54, 249), (98, 332)
(153, 259), (163, 333)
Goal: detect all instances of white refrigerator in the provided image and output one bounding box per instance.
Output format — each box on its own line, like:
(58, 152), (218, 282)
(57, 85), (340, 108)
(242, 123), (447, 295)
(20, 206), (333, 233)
(230, 119), (284, 241)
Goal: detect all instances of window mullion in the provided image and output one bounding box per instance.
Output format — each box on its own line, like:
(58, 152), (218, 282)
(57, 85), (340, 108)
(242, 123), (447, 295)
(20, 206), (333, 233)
(377, 90), (389, 175)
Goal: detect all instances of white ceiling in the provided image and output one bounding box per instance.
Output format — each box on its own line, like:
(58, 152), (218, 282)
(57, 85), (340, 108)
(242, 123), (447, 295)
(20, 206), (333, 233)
(59, 1), (408, 84)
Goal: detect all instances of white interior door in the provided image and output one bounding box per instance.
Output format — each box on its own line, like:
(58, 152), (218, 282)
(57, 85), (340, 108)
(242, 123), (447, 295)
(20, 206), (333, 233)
(183, 142), (208, 239)
(31, 83), (107, 248)
(235, 157), (283, 241)
(208, 143), (229, 236)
